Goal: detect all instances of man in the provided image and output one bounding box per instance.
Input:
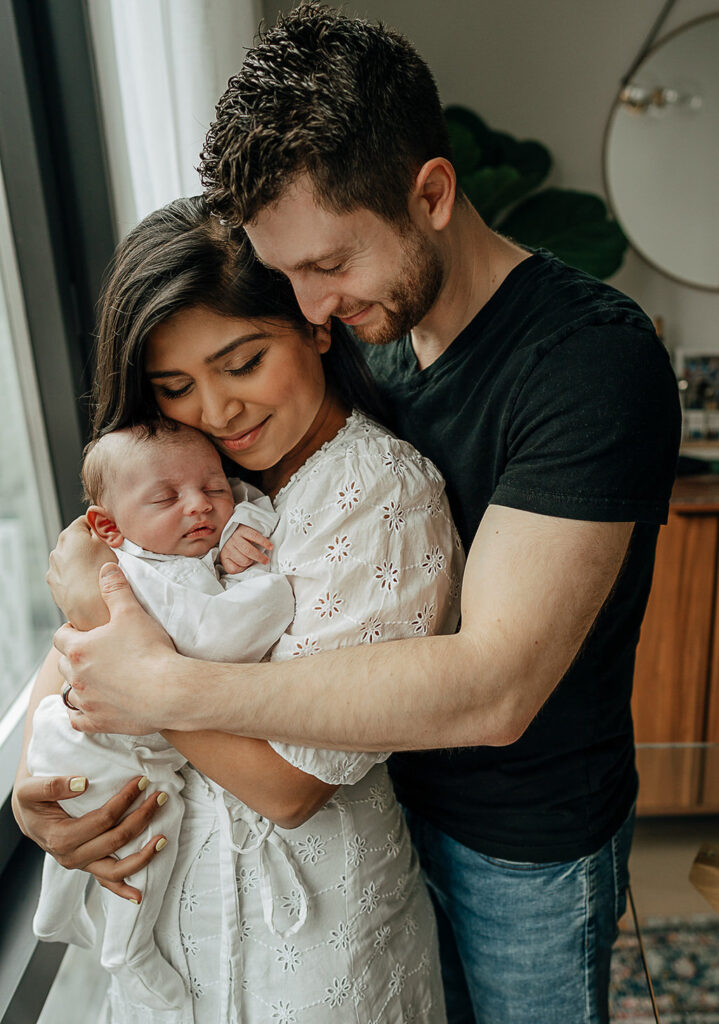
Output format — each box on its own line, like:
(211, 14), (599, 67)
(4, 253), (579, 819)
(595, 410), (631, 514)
(45, 5), (679, 1021)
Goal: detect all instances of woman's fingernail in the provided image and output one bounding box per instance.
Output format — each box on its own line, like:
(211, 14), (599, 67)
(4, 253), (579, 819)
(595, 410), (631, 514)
(156, 792), (168, 806)
(69, 777), (87, 792)
(137, 776), (149, 792)
(155, 837), (167, 852)
(129, 897), (140, 905)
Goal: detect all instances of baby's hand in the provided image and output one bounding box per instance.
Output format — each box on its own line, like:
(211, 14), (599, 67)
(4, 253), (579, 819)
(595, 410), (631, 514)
(220, 525), (273, 573)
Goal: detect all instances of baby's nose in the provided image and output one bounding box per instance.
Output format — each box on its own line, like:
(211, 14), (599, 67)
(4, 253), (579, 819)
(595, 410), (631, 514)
(185, 489), (212, 513)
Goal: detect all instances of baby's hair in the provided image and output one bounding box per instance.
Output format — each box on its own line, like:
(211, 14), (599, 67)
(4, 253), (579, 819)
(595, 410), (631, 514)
(81, 420), (198, 506)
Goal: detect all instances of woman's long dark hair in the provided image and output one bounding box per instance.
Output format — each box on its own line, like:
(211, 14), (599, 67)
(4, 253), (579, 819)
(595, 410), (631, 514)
(92, 195), (384, 438)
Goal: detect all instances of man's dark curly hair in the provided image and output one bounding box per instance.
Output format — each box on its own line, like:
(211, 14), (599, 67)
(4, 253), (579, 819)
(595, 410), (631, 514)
(200, 3), (452, 226)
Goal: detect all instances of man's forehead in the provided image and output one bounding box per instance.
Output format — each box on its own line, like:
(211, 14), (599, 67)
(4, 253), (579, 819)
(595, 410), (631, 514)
(245, 176), (370, 269)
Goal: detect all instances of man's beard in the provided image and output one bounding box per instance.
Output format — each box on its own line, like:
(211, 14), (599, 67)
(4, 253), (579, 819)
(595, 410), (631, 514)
(352, 227), (444, 345)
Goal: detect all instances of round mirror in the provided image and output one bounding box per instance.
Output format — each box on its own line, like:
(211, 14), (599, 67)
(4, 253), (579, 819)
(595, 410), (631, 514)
(604, 14), (719, 290)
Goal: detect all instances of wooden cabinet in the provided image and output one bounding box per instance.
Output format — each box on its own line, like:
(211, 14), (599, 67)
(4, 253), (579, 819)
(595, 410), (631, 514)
(632, 477), (719, 814)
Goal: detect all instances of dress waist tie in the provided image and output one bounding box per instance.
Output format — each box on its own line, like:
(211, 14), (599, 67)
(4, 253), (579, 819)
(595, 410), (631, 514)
(207, 778), (310, 1022)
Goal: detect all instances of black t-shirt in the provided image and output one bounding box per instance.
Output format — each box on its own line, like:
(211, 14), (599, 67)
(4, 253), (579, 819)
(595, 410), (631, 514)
(364, 250), (681, 862)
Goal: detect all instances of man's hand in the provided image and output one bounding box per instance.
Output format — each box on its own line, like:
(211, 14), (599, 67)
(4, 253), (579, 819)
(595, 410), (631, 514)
(47, 515), (118, 630)
(54, 563), (180, 734)
(220, 524), (273, 573)
(12, 774), (166, 903)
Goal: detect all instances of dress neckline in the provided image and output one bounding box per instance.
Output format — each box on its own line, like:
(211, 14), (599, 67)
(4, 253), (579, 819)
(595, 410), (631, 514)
(271, 410), (370, 504)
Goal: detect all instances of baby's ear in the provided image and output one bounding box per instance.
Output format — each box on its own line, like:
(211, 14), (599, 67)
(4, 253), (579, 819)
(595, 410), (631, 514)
(86, 506), (124, 548)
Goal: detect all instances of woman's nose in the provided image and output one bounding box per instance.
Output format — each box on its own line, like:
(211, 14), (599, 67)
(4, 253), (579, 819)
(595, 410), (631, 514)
(199, 384), (244, 430)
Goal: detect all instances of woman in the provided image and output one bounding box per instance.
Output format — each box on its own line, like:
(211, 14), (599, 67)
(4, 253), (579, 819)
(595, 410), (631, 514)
(13, 196), (463, 1023)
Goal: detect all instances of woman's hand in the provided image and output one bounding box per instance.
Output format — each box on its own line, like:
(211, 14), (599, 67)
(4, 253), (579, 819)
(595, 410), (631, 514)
(55, 563), (181, 735)
(12, 774), (166, 902)
(47, 516), (117, 630)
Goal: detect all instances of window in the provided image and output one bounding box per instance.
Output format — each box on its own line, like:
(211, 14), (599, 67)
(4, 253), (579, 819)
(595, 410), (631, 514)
(0, 159), (61, 723)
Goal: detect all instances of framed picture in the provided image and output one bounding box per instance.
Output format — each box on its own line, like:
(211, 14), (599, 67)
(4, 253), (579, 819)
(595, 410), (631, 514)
(675, 349), (719, 443)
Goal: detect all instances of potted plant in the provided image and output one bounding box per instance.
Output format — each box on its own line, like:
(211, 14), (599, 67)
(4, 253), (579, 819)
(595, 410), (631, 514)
(445, 105), (627, 280)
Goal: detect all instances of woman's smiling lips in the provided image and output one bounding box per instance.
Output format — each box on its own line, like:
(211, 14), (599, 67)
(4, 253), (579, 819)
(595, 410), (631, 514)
(216, 417), (270, 452)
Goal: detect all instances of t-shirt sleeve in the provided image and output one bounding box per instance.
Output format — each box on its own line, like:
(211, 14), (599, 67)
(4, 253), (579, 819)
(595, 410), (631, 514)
(269, 432), (464, 785)
(491, 324), (681, 523)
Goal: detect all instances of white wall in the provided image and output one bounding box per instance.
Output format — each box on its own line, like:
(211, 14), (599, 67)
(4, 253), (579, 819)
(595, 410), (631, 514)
(262, 0), (719, 357)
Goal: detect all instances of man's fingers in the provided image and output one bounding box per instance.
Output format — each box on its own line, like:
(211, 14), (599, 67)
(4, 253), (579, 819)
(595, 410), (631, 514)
(53, 623), (79, 658)
(98, 562), (131, 598)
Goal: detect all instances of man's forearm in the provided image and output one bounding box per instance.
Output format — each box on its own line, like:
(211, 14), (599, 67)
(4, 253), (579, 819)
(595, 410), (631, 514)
(167, 629), (517, 752)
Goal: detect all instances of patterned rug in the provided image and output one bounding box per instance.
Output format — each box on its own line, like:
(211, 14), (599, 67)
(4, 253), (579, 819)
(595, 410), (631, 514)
(610, 915), (719, 1022)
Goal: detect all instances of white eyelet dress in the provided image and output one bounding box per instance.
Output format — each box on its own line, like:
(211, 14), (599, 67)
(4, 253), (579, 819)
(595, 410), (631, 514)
(103, 412), (464, 1024)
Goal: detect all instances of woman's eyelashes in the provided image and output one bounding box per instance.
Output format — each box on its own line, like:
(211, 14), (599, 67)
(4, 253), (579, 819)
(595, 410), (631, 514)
(153, 349), (267, 399)
(226, 348), (267, 377)
(157, 382), (191, 400)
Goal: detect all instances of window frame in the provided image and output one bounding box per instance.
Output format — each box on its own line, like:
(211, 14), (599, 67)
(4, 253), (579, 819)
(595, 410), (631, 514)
(0, 0), (116, 1016)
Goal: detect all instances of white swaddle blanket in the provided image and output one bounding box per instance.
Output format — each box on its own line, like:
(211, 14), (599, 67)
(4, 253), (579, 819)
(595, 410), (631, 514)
(27, 482), (294, 1010)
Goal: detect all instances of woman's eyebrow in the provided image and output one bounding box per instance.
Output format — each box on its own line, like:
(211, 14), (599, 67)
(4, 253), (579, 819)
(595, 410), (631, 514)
(146, 333), (268, 378)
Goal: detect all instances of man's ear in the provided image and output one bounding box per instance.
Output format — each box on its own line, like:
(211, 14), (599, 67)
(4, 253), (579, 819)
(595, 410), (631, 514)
(411, 157), (456, 232)
(311, 321), (332, 354)
(86, 506), (124, 548)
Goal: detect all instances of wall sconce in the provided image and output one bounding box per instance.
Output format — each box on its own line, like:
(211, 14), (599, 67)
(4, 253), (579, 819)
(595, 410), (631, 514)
(619, 83), (703, 115)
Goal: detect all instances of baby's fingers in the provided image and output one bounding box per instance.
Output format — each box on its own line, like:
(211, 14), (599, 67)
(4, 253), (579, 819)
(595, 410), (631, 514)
(221, 552), (253, 573)
(221, 536), (270, 568)
(237, 526), (273, 551)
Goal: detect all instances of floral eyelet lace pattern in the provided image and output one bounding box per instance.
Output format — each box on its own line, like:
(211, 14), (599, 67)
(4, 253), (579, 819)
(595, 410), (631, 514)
(103, 412), (462, 1023)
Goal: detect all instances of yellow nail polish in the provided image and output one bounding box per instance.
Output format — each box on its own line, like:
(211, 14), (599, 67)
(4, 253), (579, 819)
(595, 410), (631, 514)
(129, 897), (140, 905)
(69, 777), (87, 793)
(156, 792), (168, 806)
(137, 776), (149, 792)
(155, 837), (167, 852)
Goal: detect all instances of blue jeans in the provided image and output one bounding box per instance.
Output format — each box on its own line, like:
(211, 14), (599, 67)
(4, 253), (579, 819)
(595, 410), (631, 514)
(404, 807), (635, 1024)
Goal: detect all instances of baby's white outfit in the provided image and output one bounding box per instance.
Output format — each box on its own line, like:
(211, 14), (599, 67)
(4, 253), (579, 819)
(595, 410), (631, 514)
(102, 413), (465, 1024)
(27, 483), (294, 1011)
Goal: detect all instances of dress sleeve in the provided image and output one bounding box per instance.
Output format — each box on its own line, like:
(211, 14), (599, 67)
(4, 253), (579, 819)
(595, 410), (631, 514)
(269, 432), (464, 785)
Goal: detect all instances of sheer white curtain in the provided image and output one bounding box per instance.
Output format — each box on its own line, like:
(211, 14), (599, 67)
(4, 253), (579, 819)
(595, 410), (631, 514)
(87, 0), (261, 237)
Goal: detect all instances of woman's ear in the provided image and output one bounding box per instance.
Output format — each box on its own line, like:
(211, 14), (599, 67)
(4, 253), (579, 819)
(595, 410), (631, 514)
(309, 321), (332, 354)
(86, 506), (124, 548)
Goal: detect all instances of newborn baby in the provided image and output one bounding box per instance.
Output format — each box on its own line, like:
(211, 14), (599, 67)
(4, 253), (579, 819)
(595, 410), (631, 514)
(27, 422), (294, 1010)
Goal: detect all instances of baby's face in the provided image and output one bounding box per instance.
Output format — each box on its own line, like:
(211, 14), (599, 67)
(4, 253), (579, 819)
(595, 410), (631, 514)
(107, 436), (235, 556)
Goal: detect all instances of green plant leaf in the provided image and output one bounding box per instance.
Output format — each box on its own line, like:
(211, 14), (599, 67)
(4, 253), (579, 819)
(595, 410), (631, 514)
(445, 105), (551, 223)
(445, 105), (551, 180)
(496, 188), (629, 279)
(460, 166), (522, 224)
(446, 121), (484, 178)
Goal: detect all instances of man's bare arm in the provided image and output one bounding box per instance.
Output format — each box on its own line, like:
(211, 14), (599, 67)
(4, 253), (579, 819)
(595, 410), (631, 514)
(56, 506), (633, 750)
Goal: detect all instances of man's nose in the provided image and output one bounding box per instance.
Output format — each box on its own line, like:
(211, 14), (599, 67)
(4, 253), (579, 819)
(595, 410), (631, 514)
(292, 276), (340, 325)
